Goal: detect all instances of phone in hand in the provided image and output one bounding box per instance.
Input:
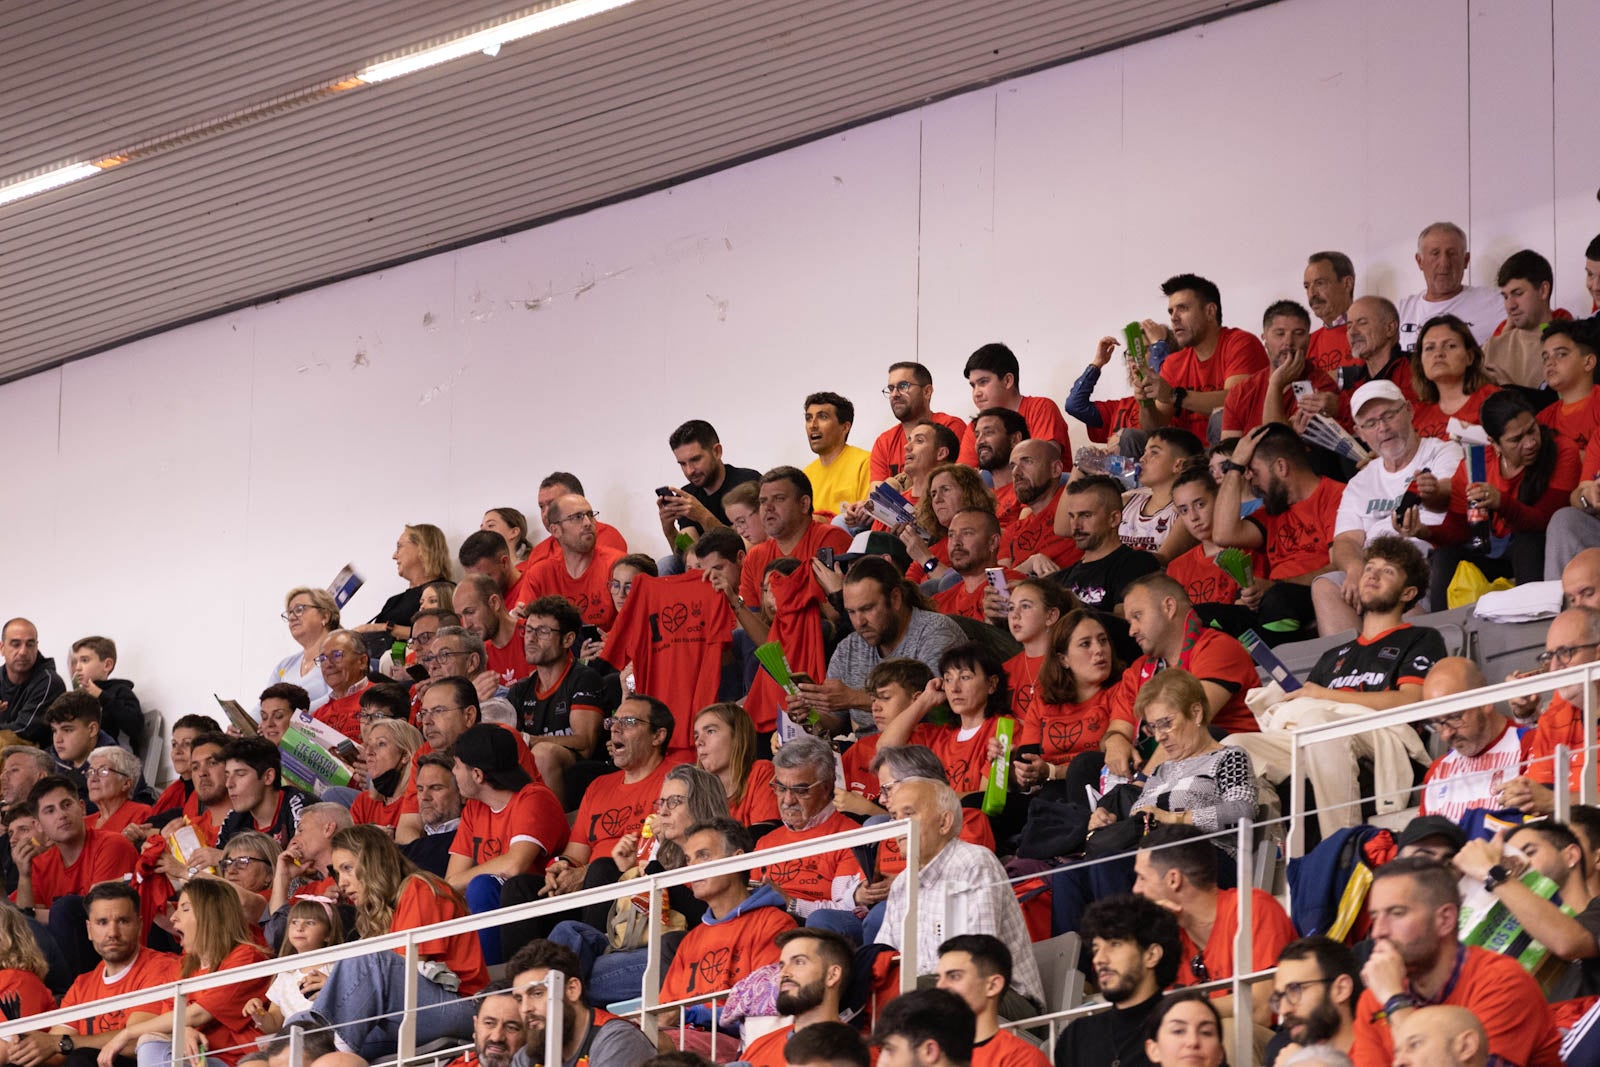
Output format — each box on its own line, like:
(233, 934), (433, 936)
(1395, 489), (1423, 523)
(655, 486), (675, 499)
(816, 547), (836, 569)
(790, 672), (815, 688)
(579, 624), (602, 646)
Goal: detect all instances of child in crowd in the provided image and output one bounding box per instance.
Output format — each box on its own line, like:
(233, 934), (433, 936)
(837, 658), (936, 815)
(1167, 467), (1268, 627)
(245, 896), (344, 1033)
(1120, 428), (1204, 563)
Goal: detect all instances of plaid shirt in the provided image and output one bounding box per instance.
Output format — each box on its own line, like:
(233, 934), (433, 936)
(876, 838), (1043, 1006)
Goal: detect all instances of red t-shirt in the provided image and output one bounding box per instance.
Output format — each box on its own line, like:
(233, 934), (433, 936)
(909, 720), (1001, 795)
(62, 949), (180, 1034)
(754, 813), (864, 901)
(841, 734), (883, 805)
(26, 829), (139, 910)
(1109, 626), (1260, 735)
(152, 778), (188, 816)
(739, 523), (853, 609)
(742, 1023), (795, 1067)
(601, 573), (736, 755)
(350, 787), (420, 830)
(933, 570), (1022, 622)
(1523, 692), (1580, 785)
(744, 566), (829, 733)
(974, 1029), (1051, 1067)
(658, 903), (794, 1005)
(998, 491), (1081, 570)
(524, 523), (628, 569)
(1306, 323), (1352, 378)
(0, 968), (53, 1014)
(871, 413), (980, 481)
(450, 783), (569, 876)
(1538, 386), (1600, 462)
(1017, 396), (1074, 461)
(1249, 476), (1344, 579)
(86, 801), (153, 836)
(573, 759), (680, 861)
(484, 618), (532, 688)
(1221, 364), (1340, 437)
(1176, 888), (1297, 988)
(518, 547), (626, 628)
(141, 943), (271, 1066)
(730, 760), (781, 825)
(314, 684), (366, 743)
(1165, 544), (1265, 606)
(1412, 383), (1500, 439)
(1440, 435), (1582, 538)
(1159, 327), (1270, 437)
(1350, 946), (1560, 1067)
(1084, 398), (1144, 445)
(1005, 652), (1045, 724)
(906, 539), (952, 584)
(993, 483), (1023, 528)
(1019, 688), (1113, 765)
(391, 874), (489, 995)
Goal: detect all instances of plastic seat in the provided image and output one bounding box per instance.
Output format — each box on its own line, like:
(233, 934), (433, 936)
(1030, 931), (1083, 1015)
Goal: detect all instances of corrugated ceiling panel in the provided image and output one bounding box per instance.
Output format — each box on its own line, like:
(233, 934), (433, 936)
(0, 0), (1267, 379)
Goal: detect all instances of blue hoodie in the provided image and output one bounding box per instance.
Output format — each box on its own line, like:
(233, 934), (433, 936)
(682, 882), (788, 1030)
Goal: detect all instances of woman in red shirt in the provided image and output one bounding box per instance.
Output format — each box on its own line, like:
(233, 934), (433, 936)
(694, 704), (779, 827)
(877, 642), (1010, 798)
(293, 825), (483, 1059)
(901, 464), (997, 585)
(0, 906), (54, 1016)
(98, 877), (271, 1067)
(1409, 390), (1581, 609)
(1411, 314), (1500, 439)
(353, 718), (422, 834)
(1011, 610), (1123, 790)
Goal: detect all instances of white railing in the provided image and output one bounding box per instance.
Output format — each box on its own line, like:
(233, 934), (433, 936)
(0, 817), (919, 1066)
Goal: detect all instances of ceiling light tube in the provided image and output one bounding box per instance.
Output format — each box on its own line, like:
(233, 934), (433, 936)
(0, 162), (103, 208)
(356, 0), (640, 83)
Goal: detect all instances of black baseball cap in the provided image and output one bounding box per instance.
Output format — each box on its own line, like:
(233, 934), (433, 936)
(1396, 815), (1467, 854)
(451, 724), (533, 793)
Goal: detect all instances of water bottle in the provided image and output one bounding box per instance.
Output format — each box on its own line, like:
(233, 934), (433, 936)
(1075, 448), (1110, 475)
(1465, 444), (1491, 553)
(982, 717), (1016, 817)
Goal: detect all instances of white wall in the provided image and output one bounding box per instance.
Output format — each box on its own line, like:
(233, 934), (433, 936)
(3, 0), (1597, 734)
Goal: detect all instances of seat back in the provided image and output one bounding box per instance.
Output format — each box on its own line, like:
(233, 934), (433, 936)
(1468, 615), (1551, 686)
(141, 707), (166, 786)
(1030, 931), (1083, 1015)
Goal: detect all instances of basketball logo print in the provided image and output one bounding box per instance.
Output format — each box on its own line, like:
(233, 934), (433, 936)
(592, 806), (637, 840)
(765, 860), (803, 887)
(660, 603), (689, 634)
(695, 947), (732, 989)
(474, 835), (506, 863)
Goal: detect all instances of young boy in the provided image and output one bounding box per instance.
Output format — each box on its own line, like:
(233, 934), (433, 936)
(836, 659), (934, 815)
(69, 635), (143, 753)
(1120, 427), (1203, 563)
(46, 691), (105, 792)
(1537, 322), (1600, 463)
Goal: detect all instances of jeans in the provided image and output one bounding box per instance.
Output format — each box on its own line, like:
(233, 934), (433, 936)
(464, 874), (508, 965)
(549, 920), (686, 1007)
(804, 909), (866, 944)
(301, 949), (478, 1059)
(320, 786), (360, 809)
(47, 895), (95, 981)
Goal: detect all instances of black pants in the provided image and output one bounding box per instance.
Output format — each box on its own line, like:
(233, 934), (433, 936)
(1195, 582), (1315, 646)
(1427, 534), (1545, 611)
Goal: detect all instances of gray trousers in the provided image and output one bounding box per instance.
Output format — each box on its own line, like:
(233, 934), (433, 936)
(1544, 507), (1600, 580)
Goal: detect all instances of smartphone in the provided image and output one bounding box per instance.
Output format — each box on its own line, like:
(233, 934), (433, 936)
(1290, 380), (1315, 401)
(816, 547), (836, 569)
(984, 567), (1011, 600)
(790, 672), (815, 687)
(655, 486), (675, 498)
(1395, 489), (1423, 522)
(579, 624), (602, 646)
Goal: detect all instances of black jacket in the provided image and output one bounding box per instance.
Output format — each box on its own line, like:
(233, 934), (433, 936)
(95, 678), (145, 753)
(0, 655), (66, 745)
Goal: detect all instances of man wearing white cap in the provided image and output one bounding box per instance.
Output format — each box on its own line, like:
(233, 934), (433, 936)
(1311, 380), (1464, 635)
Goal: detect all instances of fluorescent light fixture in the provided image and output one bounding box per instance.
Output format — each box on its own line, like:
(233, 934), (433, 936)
(0, 162), (104, 208)
(356, 0), (640, 83)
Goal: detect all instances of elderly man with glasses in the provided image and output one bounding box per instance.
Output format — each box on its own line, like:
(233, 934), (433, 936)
(1313, 380), (1464, 636)
(1490, 607), (1600, 816)
(309, 628), (373, 742)
(421, 625), (517, 726)
(1417, 659), (1526, 824)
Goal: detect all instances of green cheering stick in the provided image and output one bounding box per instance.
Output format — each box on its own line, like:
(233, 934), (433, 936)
(1124, 322), (1156, 413)
(1214, 547), (1255, 589)
(754, 642), (821, 730)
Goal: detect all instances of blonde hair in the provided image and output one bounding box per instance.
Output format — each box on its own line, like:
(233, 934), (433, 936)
(404, 524), (453, 584)
(914, 464), (996, 544)
(0, 906), (48, 978)
(177, 877), (257, 976)
(332, 825), (464, 939)
(364, 719), (423, 800)
(284, 587), (341, 631)
(279, 896), (344, 958)
(222, 830), (281, 870)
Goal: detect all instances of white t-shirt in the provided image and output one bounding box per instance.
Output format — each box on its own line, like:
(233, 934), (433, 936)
(1396, 285), (1505, 350)
(1334, 436), (1465, 554)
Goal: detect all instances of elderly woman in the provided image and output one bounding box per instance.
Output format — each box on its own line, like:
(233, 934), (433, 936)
(84, 745), (152, 837)
(354, 524), (453, 653)
(264, 587), (337, 710)
(310, 629), (373, 743)
(220, 830), (280, 926)
(1411, 314), (1500, 439)
(902, 463), (997, 586)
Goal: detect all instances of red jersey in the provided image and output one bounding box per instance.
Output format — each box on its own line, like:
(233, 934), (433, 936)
(484, 618), (532, 688)
(871, 414), (980, 481)
(1350, 946), (1560, 1067)
(0, 968), (53, 1014)
(601, 573), (736, 755)
(998, 491), (1081, 570)
(141, 943), (271, 1066)
(1539, 386), (1600, 462)
(1166, 544), (1264, 605)
(841, 733), (883, 805)
(743, 1024), (795, 1067)
(314, 682), (367, 743)
(1109, 621), (1260, 735)
(730, 760), (781, 825)
(1177, 888), (1296, 990)
(350, 787), (419, 830)
(1306, 323), (1352, 378)
(25, 829), (138, 910)
(518, 547), (626, 628)
(739, 523), (852, 609)
(974, 1029), (1051, 1067)
(754, 813), (864, 901)
(658, 902), (794, 1005)
(744, 566), (829, 733)
(1221, 363), (1339, 437)
(152, 778), (188, 815)
(1084, 398), (1144, 445)
(909, 719), (1000, 795)
(1016, 396), (1073, 462)
(391, 874), (488, 995)
(1412, 383), (1500, 439)
(1159, 327), (1270, 437)
(62, 949), (180, 1034)
(1439, 435), (1582, 538)
(450, 783), (569, 876)
(524, 523), (628, 569)
(1004, 652), (1044, 724)
(86, 801), (153, 836)
(993, 483), (1023, 528)
(933, 570), (1021, 622)
(1019, 688), (1113, 765)
(1524, 693), (1581, 786)
(1250, 476), (1344, 579)
(574, 759), (680, 861)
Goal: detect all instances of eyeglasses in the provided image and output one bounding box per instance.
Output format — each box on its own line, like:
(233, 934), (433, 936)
(1356, 407), (1407, 433)
(1537, 641), (1600, 668)
(554, 510), (599, 527)
(1268, 978), (1332, 1012)
(654, 795), (688, 813)
(1190, 954), (1210, 982)
(220, 856), (268, 871)
(313, 651), (349, 666)
(607, 580), (634, 595)
(1147, 717), (1178, 736)
(409, 632), (436, 648)
(771, 780), (824, 797)
(85, 766), (128, 780)
(416, 706), (465, 722)
(1428, 710), (1470, 731)
(604, 715), (649, 731)
(357, 713), (391, 726)
(281, 604), (318, 620)
(524, 625), (559, 640)
(882, 382), (918, 396)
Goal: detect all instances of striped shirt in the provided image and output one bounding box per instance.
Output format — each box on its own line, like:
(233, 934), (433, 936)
(1420, 722), (1526, 823)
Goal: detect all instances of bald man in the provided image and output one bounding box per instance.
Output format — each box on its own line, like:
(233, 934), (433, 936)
(1418, 659), (1523, 823)
(1564, 548), (1600, 609)
(998, 440), (1079, 576)
(1499, 607), (1600, 814)
(1391, 1006), (1489, 1067)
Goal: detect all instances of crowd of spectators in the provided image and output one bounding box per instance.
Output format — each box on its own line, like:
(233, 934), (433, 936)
(1, 223), (1599, 1067)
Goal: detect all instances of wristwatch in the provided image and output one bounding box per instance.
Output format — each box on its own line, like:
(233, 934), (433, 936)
(1171, 386), (1188, 409)
(922, 559), (939, 574)
(1485, 864), (1512, 892)
(59, 1035), (74, 1055)
(1220, 460), (1248, 476)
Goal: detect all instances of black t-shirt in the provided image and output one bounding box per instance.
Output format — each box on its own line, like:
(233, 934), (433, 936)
(217, 787), (312, 851)
(1306, 624), (1446, 692)
(506, 657), (615, 739)
(1053, 546), (1160, 610)
(680, 465), (761, 528)
(1056, 994), (1160, 1067)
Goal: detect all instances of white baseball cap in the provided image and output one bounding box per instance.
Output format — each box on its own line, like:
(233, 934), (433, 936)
(1350, 380), (1406, 416)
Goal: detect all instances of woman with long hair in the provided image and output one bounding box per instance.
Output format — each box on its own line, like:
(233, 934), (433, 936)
(0, 905), (53, 1015)
(694, 703), (779, 826)
(1012, 610), (1123, 789)
(352, 718), (423, 835)
(98, 878), (271, 1067)
(481, 507), (533, 567)
(293, 825), (483, 1059)
(1411, 314), (1500, 439)
(902, 463), (996, 586)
